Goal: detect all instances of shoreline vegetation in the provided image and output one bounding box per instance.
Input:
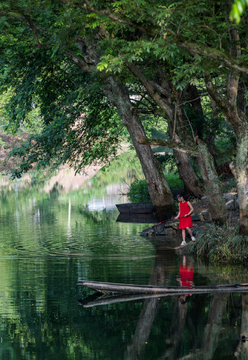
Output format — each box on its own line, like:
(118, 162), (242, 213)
(190, 223), (248, 266)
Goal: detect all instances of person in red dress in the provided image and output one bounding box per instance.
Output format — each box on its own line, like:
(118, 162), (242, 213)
(174, 192), (195, 246)
(178, 255), (194, 304)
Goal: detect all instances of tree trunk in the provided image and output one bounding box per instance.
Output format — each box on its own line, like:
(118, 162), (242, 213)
(128, 63), (204, 198)
(174, 149), (203, 198)
(204, 29), (248, 233)
(104, 77), (177, 220)
(231, 132), (248, 234)
(197, 139), (226, 224)
(171, 87), (204, 198)
(205, 74), (248, 232)
(68, 40), (177, 220)
(167, 121), (204, 198)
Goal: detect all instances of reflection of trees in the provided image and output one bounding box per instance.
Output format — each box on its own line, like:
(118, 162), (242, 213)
(120, 253), (246, 360)
(124, 298), (159, 360)
(235, 293), (248, 359)
(201, 294), (228, 360)
(0, 256), (247, 360)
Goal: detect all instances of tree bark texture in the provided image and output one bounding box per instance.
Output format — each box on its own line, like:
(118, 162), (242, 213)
(231, 134), (248, 234)
(168, 121), (204, 198)
(197, 139), (226, 224)
(104, 77), (177, 220)
(174, 149), (204, 198)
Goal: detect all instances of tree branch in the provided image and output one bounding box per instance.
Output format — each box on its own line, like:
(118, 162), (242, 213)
(21, 13), (45, 48)
(204, 72), (247, 135)
(127, 62), (173, 120)
(138, 136), (199, 157)
(172, 33), (248, 74)
(149, 80), (171, 99)
(65, 49), (93, 73)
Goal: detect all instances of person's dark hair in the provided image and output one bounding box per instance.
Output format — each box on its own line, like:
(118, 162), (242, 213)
(177, 192), (187, 201)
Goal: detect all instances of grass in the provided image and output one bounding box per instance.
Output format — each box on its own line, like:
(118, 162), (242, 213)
(190, 224), (248, 264)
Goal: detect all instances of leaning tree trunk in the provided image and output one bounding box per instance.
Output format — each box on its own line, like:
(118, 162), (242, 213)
(168, 121), (204, 198)
(67, 40), (177, 220)
(104, 77), (177, 220)
(197, 139), (226, 224)
(174, 149), (204, 198)
(128, 62), (204, 199)
(230, 131), (248, 234)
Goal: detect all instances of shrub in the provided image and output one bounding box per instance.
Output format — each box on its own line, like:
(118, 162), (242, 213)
(127, 173), (184, 203)
(127, 179), (151, 203)
(190, 224), (248, 264)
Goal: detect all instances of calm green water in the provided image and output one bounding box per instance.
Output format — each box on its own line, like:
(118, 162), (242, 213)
(0, 175), (247, 359)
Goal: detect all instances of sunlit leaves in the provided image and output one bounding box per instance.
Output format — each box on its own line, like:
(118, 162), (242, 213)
(230, 0), (248, 23)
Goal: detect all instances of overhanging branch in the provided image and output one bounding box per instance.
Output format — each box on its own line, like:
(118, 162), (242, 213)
(138, 136), (199, 157)
(172, 34), (248, 75)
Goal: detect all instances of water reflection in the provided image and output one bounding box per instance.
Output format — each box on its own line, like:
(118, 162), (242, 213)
(78, 254), (248, 360)
(0, 170), (247, 359)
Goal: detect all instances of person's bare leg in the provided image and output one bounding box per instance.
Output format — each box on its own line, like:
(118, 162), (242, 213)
(186, 227), (193, 237)
(182, 229), (186, 242)
(186, 227), (195, 241)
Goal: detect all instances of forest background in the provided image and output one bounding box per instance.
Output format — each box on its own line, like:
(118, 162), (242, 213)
(1, 0), (248, 236)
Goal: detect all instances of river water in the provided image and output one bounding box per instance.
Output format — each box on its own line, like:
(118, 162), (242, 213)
(0, 170), (247, 360)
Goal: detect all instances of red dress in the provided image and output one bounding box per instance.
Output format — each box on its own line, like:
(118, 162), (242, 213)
(180, 265), (194, 287)
(179, 201), (193, 229)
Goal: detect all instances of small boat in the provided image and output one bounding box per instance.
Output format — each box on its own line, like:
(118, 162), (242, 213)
(116, 202), (155, 214)
(78, 280), (248, 295)
(116, 213), (158, 223)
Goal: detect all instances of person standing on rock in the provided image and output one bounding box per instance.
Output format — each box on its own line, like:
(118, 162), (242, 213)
(175, 192), (195, 246)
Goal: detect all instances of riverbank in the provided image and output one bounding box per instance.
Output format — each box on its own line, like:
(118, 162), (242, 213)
(175, 213), (248, 265)
(140, 192), (248, 265)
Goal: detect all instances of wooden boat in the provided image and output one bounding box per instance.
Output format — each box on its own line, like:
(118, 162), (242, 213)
(116, 213), (158, 223)
(78, 280), (248, 295)
(116, 202), (155, 214)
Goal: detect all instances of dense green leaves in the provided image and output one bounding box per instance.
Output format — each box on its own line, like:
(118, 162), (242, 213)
(0, 0), (247, 182)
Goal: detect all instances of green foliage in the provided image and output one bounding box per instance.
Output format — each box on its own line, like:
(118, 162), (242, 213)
(127, 173), (184, 202)
(191, 224), (248, 264)
(0, 0), (244, 194)
(230, 0), (248, 23)
(215, 130), (236, 165)
(127, 179), (151, 203)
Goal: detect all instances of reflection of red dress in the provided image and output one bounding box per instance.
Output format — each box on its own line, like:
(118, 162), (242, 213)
(179, 202), (193, 229)
(180, 265), (194, 287)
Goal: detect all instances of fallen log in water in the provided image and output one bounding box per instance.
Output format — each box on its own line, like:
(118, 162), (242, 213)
(78, 280), (248, 295)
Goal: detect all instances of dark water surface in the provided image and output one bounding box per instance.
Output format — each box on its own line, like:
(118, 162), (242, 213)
(0, 178), (247, 359)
